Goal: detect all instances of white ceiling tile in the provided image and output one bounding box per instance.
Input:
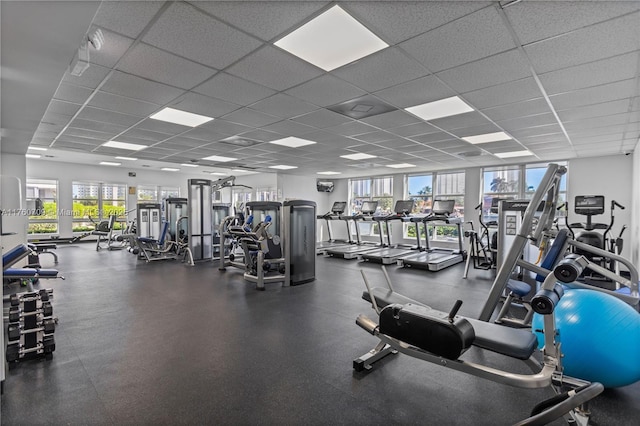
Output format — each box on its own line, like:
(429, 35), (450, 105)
(46, 100), (81, 117)
(261, 120), (316, 137)
(346, 1), (490, 44)
(236, 129), (284, 143)
(135, 118), (191, 135)
(198, 119), (254, 137)
(169, 92), (239, 118)
(62, 64), (111, 89)
(550, 79), (637, 111)
(524, 12), (640, 73)
(360, 110), (420, 129)
(436, 49), (532, 93)
(56, 132), (107, 145)
(573, 133), (625, 145)
(194, 72), (276, 106)
(482, 98), (552, 122)
(564, 113), (636, 132)
(40, 112), (71, 126)
(93, 1), (164, 39)
(119, 128), (171, 143)
(88, 91), (160, 117)
(101, 71), (185, 105)
(389, 122), (440, 138)
(179, 127), (225, 142)
(53, 83), (94, 104)
(400, 6), (515, 72)
(291, 109), (352, 129)
(463, 78), (541, 109)
(117, 43), (217, 90)
(324, 121), (378, 137)
(497, 113), (557, 131)
(221, 108), (282, 127)
(157, 137), (209, 149)
(332, 47), (429, 92)
(373, 75), (456, 109)
(67, 118), (128, 136)
(351, 131), (395, 143)
(505, 1), (640, 45)
(557, 99), (633, 122)
(451, 123), (504, 138)
(142, 2), (263, 69)
(76, 106), (142, 127)
(538, 52), (639, 95)
(568, 125), (630, 139)
(429, 111), (490, 131)
(87, 26), (134, 68)
(193, 1), (328, 41)
(509, 124), (562, 139)
(249, 94), (318, 119)
(285, 74), (367, 107)
(409, 131), (454, 145)
(227, 45), (324, 91)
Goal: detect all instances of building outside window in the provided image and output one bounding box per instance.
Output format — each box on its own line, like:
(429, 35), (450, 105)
(26, 179), (58, 234)
(72, 182), (126, 232)
(349, 176), (393, 236)
(160, 186), (180, 200)
(137, 185), (158, 202)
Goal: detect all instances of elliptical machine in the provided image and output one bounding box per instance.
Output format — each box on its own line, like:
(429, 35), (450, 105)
(565, 195), (627, 280)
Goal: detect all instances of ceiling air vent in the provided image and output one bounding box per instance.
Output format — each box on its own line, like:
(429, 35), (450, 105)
(327, 94), (396, 119)
(219, 136), (264, 147)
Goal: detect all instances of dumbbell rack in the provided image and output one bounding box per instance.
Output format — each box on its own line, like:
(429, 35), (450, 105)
(6, 289), (56, 363)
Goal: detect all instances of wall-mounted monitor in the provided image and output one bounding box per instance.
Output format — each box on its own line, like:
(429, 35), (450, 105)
(316, 180), (334, 193)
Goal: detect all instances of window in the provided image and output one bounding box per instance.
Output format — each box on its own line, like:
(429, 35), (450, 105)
(256, 188), (278, 201)
(407, 174), (433, 214)
(481, 166), (521, 222)
(72, 182), (126, 232)
(137, 185), (158, 202)
(432, 171), (465, 242)
(27, 179), (58, 234)
(481, 162), (568, 222)
(349, 177), (393, 214)
(160, 186), (180, 200)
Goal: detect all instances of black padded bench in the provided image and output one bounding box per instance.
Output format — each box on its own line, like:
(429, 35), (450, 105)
(363, 288), (537, 360)
(28, 242), (58, 264)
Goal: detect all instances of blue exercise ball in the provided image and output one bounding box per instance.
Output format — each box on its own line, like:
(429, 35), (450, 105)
(532, 288), (640, 388)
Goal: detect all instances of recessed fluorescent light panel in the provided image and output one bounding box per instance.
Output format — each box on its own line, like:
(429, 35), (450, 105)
(405, 96), (474, 121)
(231, 169), (258, 175)
(340, 153), (377, 160)
(386, 163), (416, 169)
(102, 141), (147, 151)
(269, 165), (298, 170)
(274, 5), (388, 71)
(495, 150), (533, 159)
(269, 137), (316, 148)
(150, 107), (213, 127)
(161, 167), (180, 171)
(462, 132), (511, 144)
(28, 147), (48, 151)
(202, 155), (238, 162)
(100, 161), (121, 166)
(26, 154), (41, 159)
(180, 163), (199, 168)
(115, 156), (137, 161)
(210, 172), (228, 176)
(317, 171), (342, 175)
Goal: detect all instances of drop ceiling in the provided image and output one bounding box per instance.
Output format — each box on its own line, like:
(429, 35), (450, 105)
(2, 1), (639, 178)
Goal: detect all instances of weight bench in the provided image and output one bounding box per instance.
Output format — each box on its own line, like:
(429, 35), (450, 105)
(28, 242), (58, 265)
(355, 266), (603, 426)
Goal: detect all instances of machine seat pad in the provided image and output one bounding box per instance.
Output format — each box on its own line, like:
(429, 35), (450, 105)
(362, 288), (537, 360)
(137, 237), (158, 244)
(4, 268), (59, 278)
(3, 244), (30, 268)
(29, 243), (57, 251)
(506, 279), (531, 298)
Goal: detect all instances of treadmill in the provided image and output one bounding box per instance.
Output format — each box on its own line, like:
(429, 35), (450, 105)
(359, 200), (419, 265)
(316, 201), (353, 254)
(400, 199), (465, 271)
(324, 201), (382, 259)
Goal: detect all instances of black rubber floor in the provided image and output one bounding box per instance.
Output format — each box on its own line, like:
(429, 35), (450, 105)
(2, 244), (638, 425)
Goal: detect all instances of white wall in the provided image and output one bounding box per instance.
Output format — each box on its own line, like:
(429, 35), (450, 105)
(567, 155), (633, 259)
(631, 143), (640, 268)
(1, 154), (28, 252)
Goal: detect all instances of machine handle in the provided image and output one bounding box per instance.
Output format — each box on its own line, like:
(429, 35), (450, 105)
(448, 300), (463, 321)
(474, 203), (482, 210)
(612, 200), (625, 210)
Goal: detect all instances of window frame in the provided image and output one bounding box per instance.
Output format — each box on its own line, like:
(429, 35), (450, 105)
(26, 178), (59, 235)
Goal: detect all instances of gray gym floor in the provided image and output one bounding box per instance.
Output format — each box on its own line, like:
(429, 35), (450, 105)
(2, 244), (639, 425)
